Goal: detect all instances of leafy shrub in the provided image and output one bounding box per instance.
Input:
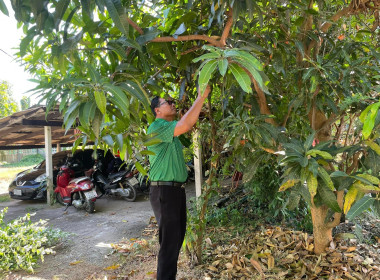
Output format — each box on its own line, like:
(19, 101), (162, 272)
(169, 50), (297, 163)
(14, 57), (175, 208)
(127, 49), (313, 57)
(19, 154), (45, 165)
(1, 154), (45, 167)
(0, 207), (69, 272)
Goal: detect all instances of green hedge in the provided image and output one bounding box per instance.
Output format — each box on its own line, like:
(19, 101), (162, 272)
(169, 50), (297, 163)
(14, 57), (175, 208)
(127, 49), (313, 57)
(0, 207), (69, 272)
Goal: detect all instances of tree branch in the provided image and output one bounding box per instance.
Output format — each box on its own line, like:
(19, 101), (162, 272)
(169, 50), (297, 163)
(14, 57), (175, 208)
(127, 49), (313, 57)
(231, 61), (276, 125)
(127, 18), (144, 35)
(220, 9), (234, 46)
(150, 35), (222, 47)
(281, 104), (293, 127)
(346, 151), (362, 174)
(320, 7), (351, 33)
(327, 190), (344, 228)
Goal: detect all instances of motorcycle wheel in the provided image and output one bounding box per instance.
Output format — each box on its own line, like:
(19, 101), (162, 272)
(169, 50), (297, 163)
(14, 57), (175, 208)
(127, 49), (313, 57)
(84, 199), (95, 213)
(123, 183), (137, 202)
(56, 193), (66, 205)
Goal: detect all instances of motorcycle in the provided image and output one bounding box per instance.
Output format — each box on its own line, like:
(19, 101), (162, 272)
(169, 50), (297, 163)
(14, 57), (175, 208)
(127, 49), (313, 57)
(55, 165), (97, 213)
(91, 158), (138, 202)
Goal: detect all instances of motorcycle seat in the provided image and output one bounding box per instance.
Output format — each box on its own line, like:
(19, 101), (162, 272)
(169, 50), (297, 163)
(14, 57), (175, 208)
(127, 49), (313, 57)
(108, 170), (127, 180)
(70, 176), (90, 184)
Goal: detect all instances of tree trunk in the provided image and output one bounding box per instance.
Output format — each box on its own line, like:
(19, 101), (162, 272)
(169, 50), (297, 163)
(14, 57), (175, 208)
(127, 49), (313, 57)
(310, 205), (333, 254)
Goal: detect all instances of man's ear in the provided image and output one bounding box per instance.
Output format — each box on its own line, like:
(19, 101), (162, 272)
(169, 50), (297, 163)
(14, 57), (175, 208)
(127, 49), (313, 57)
(154, 107), (159, 116)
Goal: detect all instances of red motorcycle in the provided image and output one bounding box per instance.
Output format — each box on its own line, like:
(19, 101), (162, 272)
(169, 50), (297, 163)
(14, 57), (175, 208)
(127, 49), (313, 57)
(55, 165), (97, 213)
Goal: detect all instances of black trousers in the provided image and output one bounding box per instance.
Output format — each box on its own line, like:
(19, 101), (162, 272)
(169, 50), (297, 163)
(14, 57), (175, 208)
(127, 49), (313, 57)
(150, 184), (187, 280)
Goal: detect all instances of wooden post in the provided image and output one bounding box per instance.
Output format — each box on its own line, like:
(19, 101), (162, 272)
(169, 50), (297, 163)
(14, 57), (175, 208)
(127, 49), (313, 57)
(193, 130), (203, 198)
(57, 143), (61, 152)
(44, 126), (53, 205)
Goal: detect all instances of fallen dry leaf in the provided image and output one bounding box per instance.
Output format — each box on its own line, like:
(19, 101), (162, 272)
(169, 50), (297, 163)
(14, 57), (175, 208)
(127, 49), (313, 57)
(346, 246), (356, 252)
(250, 258), (264, 279)
(70, 260), (83, 265)
(225, 262), (233, 269)
(104, 265), (120, 270)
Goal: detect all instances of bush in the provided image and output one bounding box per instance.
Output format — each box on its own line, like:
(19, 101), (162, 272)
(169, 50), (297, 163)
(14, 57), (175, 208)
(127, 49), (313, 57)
(18, 154), (45, 166)
(0, 207), (69, 272)
(1, 154), (44, 167)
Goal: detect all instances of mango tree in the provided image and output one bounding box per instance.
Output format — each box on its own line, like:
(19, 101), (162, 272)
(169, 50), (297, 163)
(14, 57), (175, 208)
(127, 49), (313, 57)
(2, 0), (379, 258)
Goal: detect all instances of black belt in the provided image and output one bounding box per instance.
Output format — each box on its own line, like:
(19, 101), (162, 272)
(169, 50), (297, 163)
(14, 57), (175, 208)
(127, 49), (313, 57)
(151, 181), (184, 187)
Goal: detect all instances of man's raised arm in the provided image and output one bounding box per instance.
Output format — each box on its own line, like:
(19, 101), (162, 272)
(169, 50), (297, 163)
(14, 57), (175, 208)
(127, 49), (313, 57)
(174, 85), (211, 137)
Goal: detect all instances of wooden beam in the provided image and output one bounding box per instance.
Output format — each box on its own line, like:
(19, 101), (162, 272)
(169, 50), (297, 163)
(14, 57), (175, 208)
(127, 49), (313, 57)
(0, 107), (44, 129)
(44, 126), (54, 205)
(0, 127), (73, 145)
(193, 130), (203, 198)
(0, 143), (74, 150)
(22, 119), (64, 126)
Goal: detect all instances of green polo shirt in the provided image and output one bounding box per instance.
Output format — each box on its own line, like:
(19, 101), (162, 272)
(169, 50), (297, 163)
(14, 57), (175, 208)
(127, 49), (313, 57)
(147, 118), (188, 183)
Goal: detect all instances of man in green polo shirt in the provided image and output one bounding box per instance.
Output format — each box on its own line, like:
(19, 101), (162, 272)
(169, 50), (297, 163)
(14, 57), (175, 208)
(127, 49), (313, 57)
(148, 85), (211, 280)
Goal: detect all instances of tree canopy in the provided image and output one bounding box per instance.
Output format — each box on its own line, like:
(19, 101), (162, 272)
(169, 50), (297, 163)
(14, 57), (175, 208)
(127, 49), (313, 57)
(0, 80), (18, 118)
(1, 0), (379, 256)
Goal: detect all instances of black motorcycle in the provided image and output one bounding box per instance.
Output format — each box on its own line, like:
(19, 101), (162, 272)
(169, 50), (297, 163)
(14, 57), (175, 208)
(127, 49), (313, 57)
(91, 158), (138, 202)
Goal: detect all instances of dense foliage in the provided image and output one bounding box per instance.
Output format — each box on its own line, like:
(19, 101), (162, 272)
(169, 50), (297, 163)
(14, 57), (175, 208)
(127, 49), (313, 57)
(1, 0), (379, 257)
(0, 80), (18, 118)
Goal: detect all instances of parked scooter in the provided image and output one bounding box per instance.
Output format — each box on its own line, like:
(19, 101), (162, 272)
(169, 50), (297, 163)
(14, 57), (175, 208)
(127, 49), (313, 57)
(55, 165), (97, 213)
(91, 157), (138, 202)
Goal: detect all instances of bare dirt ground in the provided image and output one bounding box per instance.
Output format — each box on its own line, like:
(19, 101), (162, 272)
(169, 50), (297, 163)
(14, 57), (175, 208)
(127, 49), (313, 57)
(0, 183), (200, 280)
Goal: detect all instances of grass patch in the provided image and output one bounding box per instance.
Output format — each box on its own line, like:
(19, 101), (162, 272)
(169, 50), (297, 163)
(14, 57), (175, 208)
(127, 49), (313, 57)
(0, 194), (11, 202)
(0, 166), (32, 181)
(0, 166), (34, 194)
(1, 154), (44, 168)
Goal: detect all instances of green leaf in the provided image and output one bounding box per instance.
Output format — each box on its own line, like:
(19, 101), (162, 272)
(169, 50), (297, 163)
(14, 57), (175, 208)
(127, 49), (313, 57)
(360, 102), (380, 139)
(0, 0), (9, 16)
(140, 150), (156, 156)
(104, 83), (129, 117)
(108, 41), (128, 60)
(88, 64), (101, 83)
(92, 109), (103, 139)
(86, 100), (97, 122)
(104, 0), (129, 36)
(242, 152), (266, 183)
(330, 171), (348, 178)
(119, 37), (142, 52)
(54, 0), (70, 30)
(229, 63), (252, 93)
(20, 29), (37, 57)
(224, 50), (263, 71)
(318, 167), (335, 191)
(218, 58), (228, 77)
(295, 41), (304, 58)
(79, 103), (89, 128)
(162, 42), (178, 66)
(94, 90), (107, 114)
(192, 52), (221, 63)
(144, 137), (162, 146)
(346, 196), (375, 220)
(119, 81), (150, 109)
(304, 132), (315, 149)
(135, 161), (147, 175)
(310, 76), (318, 92)
(318, 184), (342, 213)
(103, 135), (114, 146)
(350, 175), (375, 186)
(115, 134), (124, 150)
(197, 60), (218, 95)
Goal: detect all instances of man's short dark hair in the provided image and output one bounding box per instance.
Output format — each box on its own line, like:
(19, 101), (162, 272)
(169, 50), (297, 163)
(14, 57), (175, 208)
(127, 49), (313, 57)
(150, 96), (161, 117)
